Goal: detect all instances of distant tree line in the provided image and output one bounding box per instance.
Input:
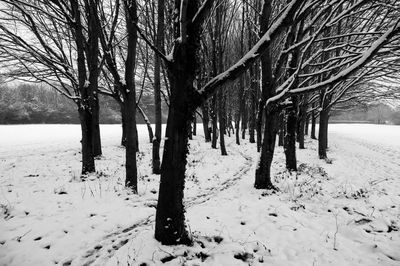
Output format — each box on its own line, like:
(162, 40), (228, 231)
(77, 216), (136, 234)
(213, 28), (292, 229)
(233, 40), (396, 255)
(0, 84), (167, 124)
(332, 103), (400, 125)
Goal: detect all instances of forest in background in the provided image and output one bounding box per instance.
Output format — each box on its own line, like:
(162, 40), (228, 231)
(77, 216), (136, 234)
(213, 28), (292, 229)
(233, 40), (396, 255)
(1, 83), (399, 125)
(0, 84), (168, 124)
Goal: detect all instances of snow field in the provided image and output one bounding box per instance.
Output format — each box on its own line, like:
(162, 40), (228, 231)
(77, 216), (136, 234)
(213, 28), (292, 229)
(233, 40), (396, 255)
(0, 124), (399, 265)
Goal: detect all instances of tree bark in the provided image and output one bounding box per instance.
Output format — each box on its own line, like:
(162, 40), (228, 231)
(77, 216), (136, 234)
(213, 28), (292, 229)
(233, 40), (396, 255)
(201, 102), (211, 142)
(193, 114), (197, 136)
(278, 113), (284, 146)
(235, 118), (240, 145)
(91, 96), (102, 157)
(256, 99), (263, 152)
(318, 108), (330, 159)
(254, 0), (276, 189)
(120, 105), (127, 146)
(78, 106), (95, 175)
(284, 103), (297, 171)
(298, 100), (307, 149)
(236, 77), (245, 144)
(278, 128), (284, 146)
(241, 103), (247, 140)
(211, 95), (218, 149)
(305, 114), (309, 136)
(71, 0), (99, 175)
(155, 98), (192, 245)
(246, 1), (256, 144)
(155, 49), (196, 245)
(248, 67), (256, 144)
(152, 0), (164, 174)
(188, 123), (193, 140)
(218, 89), (227, 155)
(255, 108), (277, 189)
(123, 0), (138, 191)
(155, 0), (201, 245)
(86, 0), (101, 158)
(124, 94), (138, 191)
(298, 116), (305, 149)
(237, 2), (245, 144)
(311, 108), (317, 139)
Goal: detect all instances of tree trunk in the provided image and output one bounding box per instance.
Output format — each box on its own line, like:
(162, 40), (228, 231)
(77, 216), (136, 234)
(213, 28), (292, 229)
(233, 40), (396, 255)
(278, 128), (284, 146)
(282, 19), (303, 165)
(211, 96), (218, 149)
(256, 99), (263, 152)
(311, 108), (317, 139)
(284, 104), (297, 171)
(318, 108), (330, 159)
(71, 0), (97, 175)
(155, 42), (197, 245)
(135, 126), (139, 152)
(298, 101), (307, 149)
(188, 123), (193, 140)
(121, 105), (139, 151)
(226, 112), (232, 137)
(155, 0), (202, 244)
(86, 1), (101, 158)
(193, 114), (197, 136)
(121, 105), (127, 146)
(123, 0), (138, 190)
(249, 68), (256, 144)
(236, 77), (245, 145)
(218, 89), (227, 155)
(124, 96), (138, 192)
(201, 103), (211, 142)
(254, 0), (276, 188)
(278, 113), (284, 146)
(237, 3), (245, 143)
(152, 0), (164, 174)
(155, 101), (192, 245)
(91, 96), (102, 157)
(298, 116), (305, 149)
(235, 119), (240, 145)
(246, 1), (256, 144)
(241, 104), (247, 140)
(305, 114), (309, 136)
(78, 106), (95, 175)
(255, 109), (277, 189)
(137, 105), (154, 143)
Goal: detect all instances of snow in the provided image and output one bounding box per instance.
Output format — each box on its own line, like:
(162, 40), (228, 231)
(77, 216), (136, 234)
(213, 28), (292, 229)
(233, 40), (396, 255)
(1, 124), (399, 265)
(84, 80), (90, 88)
(328, 123), (400, 149)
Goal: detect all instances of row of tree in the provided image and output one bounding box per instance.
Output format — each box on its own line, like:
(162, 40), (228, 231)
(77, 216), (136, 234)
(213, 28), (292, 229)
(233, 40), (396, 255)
(0, 0), (399, 245)
(0, 84), (168, 124)
(332, 103), (400, 124)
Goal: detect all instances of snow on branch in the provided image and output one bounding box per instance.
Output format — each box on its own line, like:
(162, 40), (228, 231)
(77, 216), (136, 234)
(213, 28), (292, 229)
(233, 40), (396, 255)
(289, 20), (400, 96)
(192, 0), (214, 27)
(197, 0), (303, 103)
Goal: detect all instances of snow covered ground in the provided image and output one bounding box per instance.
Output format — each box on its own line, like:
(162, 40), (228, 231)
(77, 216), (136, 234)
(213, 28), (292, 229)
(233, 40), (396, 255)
(0, 124), (399, 265)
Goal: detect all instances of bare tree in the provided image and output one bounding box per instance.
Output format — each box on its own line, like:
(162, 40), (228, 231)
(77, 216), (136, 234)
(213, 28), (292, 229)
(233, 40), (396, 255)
(0, 0), (103, 174)
(96, 0), (139, 191)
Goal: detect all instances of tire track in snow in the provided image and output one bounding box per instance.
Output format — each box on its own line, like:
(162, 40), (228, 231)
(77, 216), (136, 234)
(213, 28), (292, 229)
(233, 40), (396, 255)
(73, 141), (254, 266)
(329, 134), (400, 183)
